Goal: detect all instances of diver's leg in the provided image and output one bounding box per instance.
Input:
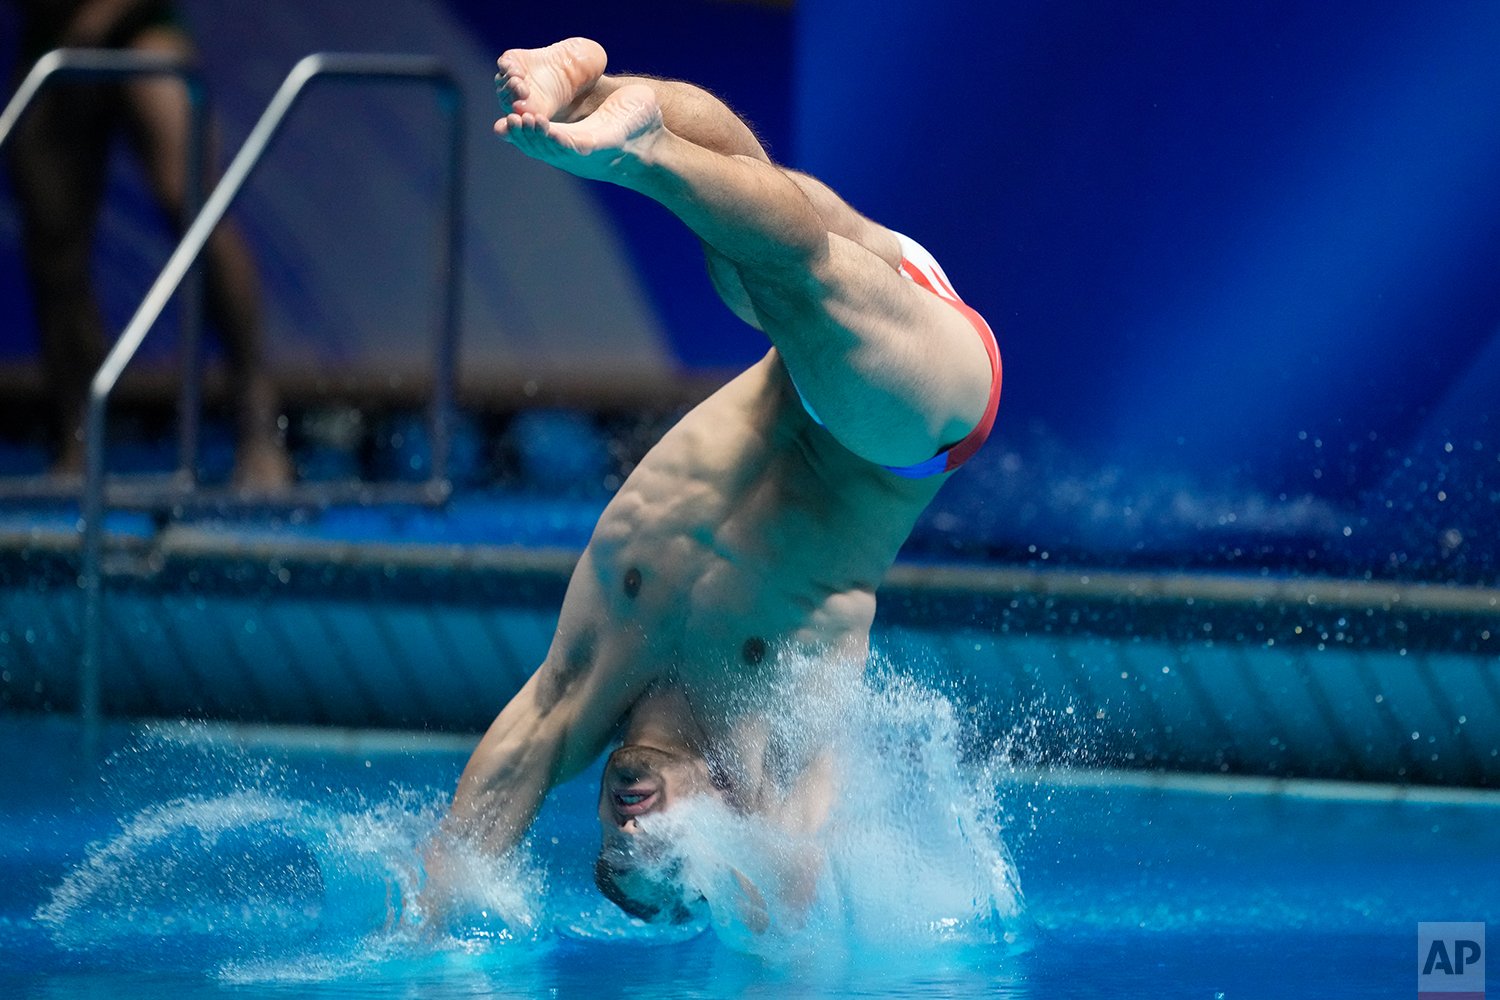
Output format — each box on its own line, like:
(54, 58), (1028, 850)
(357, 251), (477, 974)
(494, 40), (903, 326)
(498, 39), (768, 163)
(499, 41), (898, 258)
(497, 81), (990, 467)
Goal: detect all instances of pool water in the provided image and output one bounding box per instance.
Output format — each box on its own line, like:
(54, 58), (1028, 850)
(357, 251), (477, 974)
(1, 712), (1496, 999)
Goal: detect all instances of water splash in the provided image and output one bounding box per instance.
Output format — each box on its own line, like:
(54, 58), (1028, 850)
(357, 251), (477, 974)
(627, 657), (1028, 961)
(37, 790), (327, 947)
(33, 657), (1041, 979)
(34, 729), (547, 981)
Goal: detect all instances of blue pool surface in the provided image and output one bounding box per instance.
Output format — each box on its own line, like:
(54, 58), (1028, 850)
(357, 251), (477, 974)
(1, 714), (1497, 999)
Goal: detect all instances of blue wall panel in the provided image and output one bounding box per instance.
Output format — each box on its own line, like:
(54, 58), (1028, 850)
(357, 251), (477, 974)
(796, 0), (1500, 578)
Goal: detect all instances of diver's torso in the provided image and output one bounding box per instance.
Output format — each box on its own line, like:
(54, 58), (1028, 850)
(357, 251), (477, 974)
(548, 350), (945, 740)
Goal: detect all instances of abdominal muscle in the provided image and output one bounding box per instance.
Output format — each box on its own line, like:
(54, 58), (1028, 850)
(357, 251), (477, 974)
(567, 353), (940, 750)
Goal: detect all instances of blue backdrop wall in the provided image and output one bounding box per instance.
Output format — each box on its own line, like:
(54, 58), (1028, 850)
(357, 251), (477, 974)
(3, 1), (1498, 581)
(795, 0), (1500, 581)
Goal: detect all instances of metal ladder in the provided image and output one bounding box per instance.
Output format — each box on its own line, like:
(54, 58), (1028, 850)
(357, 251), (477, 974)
(1, 51), (468, 745)
(0, 48), (211, 491)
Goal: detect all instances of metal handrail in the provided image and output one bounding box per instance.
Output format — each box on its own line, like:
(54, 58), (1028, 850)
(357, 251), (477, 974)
(79, 52), (467, 743)
(0, 48), (209, 483)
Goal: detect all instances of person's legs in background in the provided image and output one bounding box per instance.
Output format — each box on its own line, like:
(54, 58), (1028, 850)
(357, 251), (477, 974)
(122, 23), (292, 490)
(7, 3), (292, 489)
(7, 82), (114, 475)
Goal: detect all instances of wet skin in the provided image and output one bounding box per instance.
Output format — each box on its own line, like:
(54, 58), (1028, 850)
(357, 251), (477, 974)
(447, 351), (951, 859)
(443, 41), (996, 919)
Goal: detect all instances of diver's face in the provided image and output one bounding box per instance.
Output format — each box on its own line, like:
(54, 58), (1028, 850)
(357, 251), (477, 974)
(594, 743), (710, 922)
(597, 743), (710, 830)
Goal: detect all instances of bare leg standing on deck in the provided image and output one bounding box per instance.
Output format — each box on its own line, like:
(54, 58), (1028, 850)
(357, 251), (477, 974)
(6, 4), (292, 489)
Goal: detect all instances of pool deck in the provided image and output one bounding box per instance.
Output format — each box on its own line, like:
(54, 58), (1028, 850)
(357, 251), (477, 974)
(1, 502), (1497, 788)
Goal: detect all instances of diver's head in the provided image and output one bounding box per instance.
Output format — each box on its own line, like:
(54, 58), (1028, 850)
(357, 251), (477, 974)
(594, 742), (714, 922)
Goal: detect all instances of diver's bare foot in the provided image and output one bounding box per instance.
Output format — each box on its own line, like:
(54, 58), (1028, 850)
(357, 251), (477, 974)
(496, 83), (665, 181)
(495, 37), (606, 122)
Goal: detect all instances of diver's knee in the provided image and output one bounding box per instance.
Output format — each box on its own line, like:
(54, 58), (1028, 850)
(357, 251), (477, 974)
(703, 248), (763, 330)
(742, 265), (829, 330)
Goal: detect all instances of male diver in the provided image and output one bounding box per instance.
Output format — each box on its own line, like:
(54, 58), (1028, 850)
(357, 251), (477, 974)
(442, 37), (1001, 923)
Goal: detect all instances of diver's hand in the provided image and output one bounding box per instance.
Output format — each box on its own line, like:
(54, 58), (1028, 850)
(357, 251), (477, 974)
(731, 868), (770, 934)
(411, 821), (470, 930)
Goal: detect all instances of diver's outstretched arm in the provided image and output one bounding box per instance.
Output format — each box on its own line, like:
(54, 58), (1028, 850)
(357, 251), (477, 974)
(443, 650), (624, 858)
